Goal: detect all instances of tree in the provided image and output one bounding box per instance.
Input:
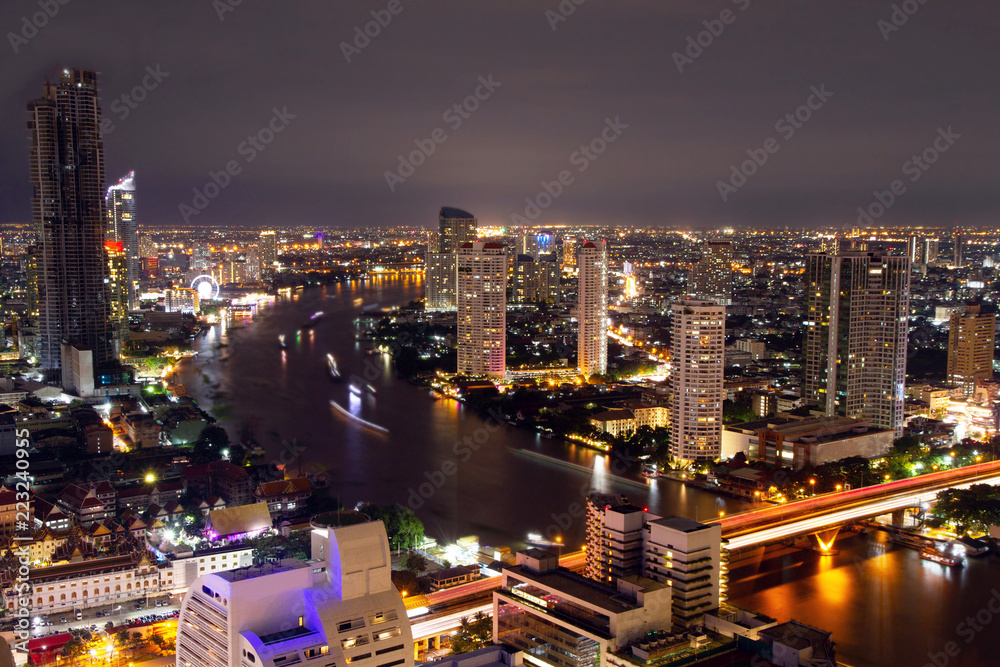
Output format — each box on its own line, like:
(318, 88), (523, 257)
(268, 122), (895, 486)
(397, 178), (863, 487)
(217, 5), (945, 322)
(115, 628), (131, 647)
(359, 504), (424, 550)
(450, 611), (492, 654)
(149, 633), (167, 654)
(402, 552), (428, 574)
(61, 638), (84, 659)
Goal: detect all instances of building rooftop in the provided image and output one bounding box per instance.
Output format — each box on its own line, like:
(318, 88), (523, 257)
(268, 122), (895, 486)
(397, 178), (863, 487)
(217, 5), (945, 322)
(440, 206), (475, 220)
(214, 558), (311, 583)
(507, 565), (643, 615)
(649, 516), (712, 533)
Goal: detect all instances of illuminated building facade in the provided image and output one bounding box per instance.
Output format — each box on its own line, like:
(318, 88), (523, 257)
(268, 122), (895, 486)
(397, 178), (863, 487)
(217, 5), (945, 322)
(28, 68), (115, 384)
(106, 170), (139, 308)
(425, 207), (478, 311)
(457, 242), (506, 377)
(668, 299), (724, 461)
(803, 252), (910, 436)
(104, 241), (129, 357)
(689, 240), (733, 306)
(948, 305), (996, 397)
(259, 230), (278, 279)
(577, 240), (608, 377)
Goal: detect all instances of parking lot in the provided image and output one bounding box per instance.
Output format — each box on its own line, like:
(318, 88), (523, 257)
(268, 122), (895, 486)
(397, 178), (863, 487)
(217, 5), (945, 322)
(24, 595), (179, 639)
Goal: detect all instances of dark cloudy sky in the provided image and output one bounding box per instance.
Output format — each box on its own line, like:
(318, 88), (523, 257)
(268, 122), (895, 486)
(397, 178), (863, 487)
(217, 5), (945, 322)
(0, 1), (997, 230)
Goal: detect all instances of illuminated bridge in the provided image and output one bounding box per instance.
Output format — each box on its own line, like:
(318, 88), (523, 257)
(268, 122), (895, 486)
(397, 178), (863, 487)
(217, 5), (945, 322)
(717, 460), (1000, 551)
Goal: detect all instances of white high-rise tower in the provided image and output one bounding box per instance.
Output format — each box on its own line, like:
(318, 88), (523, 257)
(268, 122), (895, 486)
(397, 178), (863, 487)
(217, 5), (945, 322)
(457, 241), (506, 377)
(669, 299), (725, 461)
(577, 240), (608, 377)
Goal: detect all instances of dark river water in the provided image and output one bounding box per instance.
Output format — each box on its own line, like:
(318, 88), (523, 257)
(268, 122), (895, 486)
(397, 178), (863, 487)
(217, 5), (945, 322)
(177, 274), (1000, 667)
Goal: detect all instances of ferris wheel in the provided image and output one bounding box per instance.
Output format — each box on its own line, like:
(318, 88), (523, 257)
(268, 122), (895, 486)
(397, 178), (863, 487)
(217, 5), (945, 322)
(191, 274), (220, 301)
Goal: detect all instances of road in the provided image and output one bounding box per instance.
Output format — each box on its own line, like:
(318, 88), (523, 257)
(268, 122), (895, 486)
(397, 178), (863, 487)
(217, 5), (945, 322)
(721, 462), (1000, 549)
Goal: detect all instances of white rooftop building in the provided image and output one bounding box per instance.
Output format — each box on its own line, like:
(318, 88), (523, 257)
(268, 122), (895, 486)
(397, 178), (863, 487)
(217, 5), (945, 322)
(176, 517), (413, 667)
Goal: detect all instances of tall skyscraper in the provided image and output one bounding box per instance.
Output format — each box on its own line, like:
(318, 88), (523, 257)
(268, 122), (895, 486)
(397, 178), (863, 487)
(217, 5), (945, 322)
(953, 232), (964, 267)
(425, 207), (478, 312)
(511, 253), (559, 305)
(28, 68), (114, 384)
(947, 305), (996, 397)
(457, 242), (506, 377)
(104, 241), (129, 358)
(803, 252), (911, 435)
(438, 207), (477, 253)
(689, 240), (733, 305)
(259, 230), (278, 279)
(668, 299), (724, 461)
(907, 234), (922, 265)
(561, 235), (578, 270)
(106, 171), (138, 308)
(577, 240), (608, 377)
(924, 237), (939, 264)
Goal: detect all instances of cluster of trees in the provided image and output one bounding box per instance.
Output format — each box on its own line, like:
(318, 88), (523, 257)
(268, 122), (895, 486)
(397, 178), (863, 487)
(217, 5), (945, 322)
(61, 629), (169, 660)
(930, 484), (1000, 535)
(450, 611), (492, 654)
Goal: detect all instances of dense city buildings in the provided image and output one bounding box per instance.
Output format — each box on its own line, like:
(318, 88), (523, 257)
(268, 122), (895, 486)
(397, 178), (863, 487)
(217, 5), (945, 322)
(802, 252), (911, 436)
(947, 305), (997, 396)
(106, 171), (139, 309)
(28, 69), (115, 386)
(668, 299), (725, 461)
(576, 240), (608, 377)
(456, 241), (507, 377)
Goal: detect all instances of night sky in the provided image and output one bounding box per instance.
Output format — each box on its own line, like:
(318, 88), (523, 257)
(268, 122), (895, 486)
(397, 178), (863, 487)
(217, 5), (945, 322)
(1, 0), (998, 230)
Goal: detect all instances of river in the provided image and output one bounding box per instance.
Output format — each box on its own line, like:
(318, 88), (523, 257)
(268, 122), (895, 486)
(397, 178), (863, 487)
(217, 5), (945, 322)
(177, 274), (1000, 667)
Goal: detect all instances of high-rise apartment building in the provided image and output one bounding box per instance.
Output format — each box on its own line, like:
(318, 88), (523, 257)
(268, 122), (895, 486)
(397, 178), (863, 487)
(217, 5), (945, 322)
(438, 207), (477, 253)
(583, 494), (725, 628)
(668, 300), (725, 461)
(511, 253), (559, 305)
(28, 68), (114, 384)
(425, 208), (478, 311)
(259, 230), (278, 279)
(561, 235), (578, 270)
(177, 517), (413, 667)
(947, 305), (996, 397)
(457, 242), (506, 377)
(577, 240), (608, 377)
(924, 237), (939, 264)
(953, 232), (964, 267)
(907, 234), (922, 265)
(106, 171), (139, 308)
(802, 252), (911, 435)
(689, 241), (733, 306)
(104, 241), (129, 358)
